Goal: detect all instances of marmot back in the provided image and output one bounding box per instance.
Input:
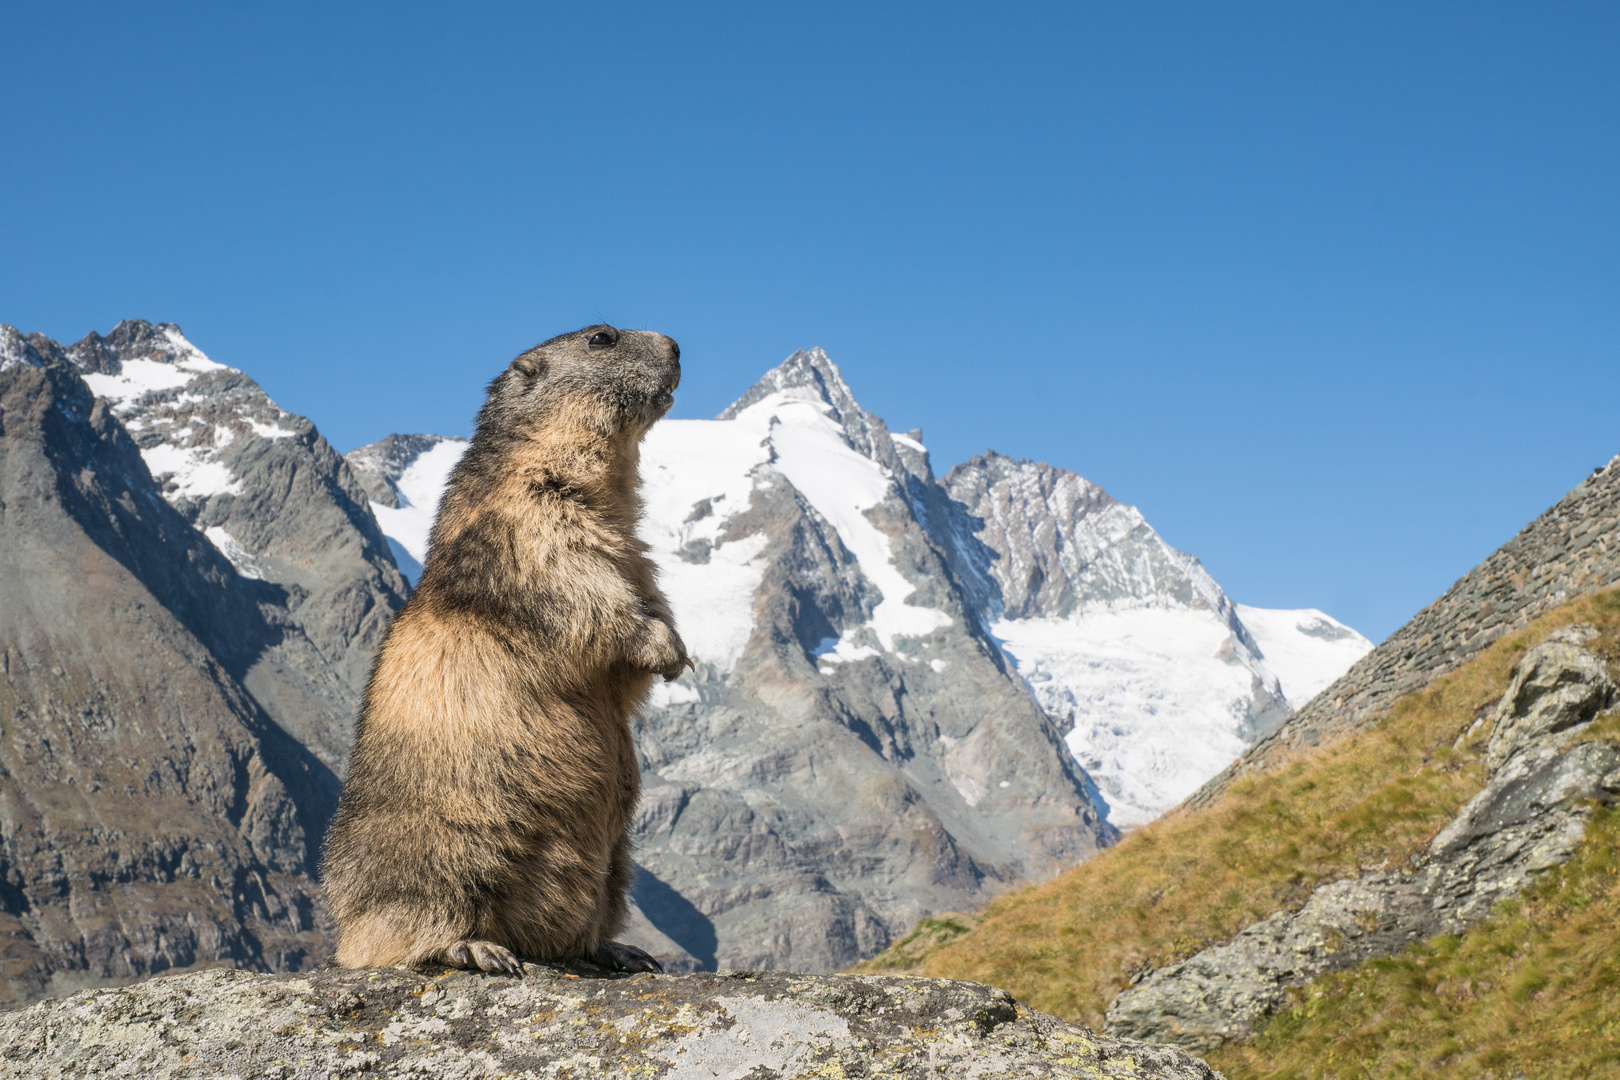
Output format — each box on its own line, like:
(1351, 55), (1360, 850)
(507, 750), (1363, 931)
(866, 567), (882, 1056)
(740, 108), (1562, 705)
(321, 324), (688, 974)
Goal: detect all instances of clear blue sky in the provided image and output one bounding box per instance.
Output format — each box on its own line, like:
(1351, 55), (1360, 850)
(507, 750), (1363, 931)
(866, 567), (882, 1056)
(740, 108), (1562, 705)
(4, 2), (1618, 642)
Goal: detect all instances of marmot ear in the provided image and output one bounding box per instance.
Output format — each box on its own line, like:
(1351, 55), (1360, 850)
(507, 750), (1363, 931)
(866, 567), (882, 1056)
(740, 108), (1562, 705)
(513, 351), (547, 378)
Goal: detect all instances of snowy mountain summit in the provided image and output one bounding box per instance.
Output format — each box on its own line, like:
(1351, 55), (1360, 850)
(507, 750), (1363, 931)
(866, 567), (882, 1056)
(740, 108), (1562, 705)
(356, 346), (1370, 834)
(943, 453), (1368, 824)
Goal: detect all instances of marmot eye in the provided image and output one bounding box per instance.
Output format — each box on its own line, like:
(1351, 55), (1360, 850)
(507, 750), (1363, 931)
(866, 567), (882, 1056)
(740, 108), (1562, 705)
(588, 331), (616, 348)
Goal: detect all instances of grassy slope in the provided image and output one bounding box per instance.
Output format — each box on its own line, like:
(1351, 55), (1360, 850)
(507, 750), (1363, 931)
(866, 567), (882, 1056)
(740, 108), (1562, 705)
(1211, 781), (1620, 1078)
(856, 588), (1620, 1070)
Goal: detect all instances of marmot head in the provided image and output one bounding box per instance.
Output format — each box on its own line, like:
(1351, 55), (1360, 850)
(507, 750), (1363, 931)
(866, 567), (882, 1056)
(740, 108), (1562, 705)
(478, 324), (682, 445)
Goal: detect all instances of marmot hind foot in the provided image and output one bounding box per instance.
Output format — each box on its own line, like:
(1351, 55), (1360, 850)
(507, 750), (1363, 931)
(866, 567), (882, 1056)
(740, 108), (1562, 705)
(434, 939), (523, 975)
(591, 940), (663, 973)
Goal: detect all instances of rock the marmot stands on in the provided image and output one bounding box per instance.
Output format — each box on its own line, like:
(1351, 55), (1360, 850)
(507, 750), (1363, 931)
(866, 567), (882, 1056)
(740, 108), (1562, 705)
(0, 966), (1223, 1079)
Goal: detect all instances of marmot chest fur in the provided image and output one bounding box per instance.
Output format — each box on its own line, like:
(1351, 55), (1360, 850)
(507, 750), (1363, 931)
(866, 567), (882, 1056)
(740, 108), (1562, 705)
(321, 324), (688, 974)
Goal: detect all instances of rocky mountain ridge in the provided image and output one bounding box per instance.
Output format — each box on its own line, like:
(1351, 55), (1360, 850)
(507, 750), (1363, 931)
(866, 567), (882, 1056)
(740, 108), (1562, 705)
(1189, 451), (1620, 811)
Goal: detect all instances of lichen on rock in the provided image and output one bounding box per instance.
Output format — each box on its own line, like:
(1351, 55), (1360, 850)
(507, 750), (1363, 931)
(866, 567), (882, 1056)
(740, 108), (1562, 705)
(0, 964), (1224, 1079)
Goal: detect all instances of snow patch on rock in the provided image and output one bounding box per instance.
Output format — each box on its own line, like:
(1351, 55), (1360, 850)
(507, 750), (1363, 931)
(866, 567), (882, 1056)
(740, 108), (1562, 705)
(732, 394), (951, 650)
(204, 526), (264, 579)
(367, 438), (468, 582)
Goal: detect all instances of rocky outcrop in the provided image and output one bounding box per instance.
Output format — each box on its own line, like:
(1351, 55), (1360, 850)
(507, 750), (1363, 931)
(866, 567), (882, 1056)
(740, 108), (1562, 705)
(1190, 455), (1620, 809)
(0, 964), (1224, 1079)
(0, 347), (334, 1004)
(1483, 628), (1616, 770)
(1106, 625), (1620, 1048)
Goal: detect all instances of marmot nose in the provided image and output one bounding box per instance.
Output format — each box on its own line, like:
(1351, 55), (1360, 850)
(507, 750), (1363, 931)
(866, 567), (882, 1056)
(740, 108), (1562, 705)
(667, 337), (680, 362)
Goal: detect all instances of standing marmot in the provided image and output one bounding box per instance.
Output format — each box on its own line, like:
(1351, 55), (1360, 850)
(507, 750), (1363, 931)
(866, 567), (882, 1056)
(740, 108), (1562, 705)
(321, 324), (688, 974)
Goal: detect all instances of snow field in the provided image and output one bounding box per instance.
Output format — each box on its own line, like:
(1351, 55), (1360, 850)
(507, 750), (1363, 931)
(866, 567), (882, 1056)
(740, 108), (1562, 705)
(994, 601), (1372, 826)
(994, 607), (1259, 827)
(1234, 604), (1373, 707)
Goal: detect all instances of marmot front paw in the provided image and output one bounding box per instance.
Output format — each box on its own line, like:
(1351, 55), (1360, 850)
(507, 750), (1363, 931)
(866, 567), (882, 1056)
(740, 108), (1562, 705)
(633, 618), (692, 682)
(590, 939), (664, 973)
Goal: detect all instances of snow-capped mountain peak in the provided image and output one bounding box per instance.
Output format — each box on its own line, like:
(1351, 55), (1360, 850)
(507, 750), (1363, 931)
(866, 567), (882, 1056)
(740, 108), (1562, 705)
(720, 347), (899, 466)
(0, 326), (50, 374)
(939, 451), (1370, 826)
(57, 321), (309, 530)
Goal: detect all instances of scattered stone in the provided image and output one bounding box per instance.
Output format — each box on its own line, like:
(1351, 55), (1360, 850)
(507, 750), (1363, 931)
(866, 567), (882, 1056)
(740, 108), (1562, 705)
(1485, 625), (1616, 771)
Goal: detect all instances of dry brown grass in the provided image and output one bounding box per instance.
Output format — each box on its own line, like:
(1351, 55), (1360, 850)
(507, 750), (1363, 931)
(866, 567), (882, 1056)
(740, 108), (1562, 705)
(856, 587), (1620, 1033)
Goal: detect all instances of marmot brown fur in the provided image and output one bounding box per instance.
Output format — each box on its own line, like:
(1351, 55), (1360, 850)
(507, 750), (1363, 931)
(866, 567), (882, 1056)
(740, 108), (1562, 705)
(321, 324), (688, 974)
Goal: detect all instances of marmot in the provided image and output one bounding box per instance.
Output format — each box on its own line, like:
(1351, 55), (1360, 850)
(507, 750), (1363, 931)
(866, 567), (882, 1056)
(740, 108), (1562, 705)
(321, 324), (689, 974)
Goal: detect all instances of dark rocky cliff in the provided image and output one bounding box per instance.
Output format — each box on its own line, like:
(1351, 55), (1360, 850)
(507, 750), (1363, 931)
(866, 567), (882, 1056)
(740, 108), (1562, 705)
(0, 338), (334, 1002)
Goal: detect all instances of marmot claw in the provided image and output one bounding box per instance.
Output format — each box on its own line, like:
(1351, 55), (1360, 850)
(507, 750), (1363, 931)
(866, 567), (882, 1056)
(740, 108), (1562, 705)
(435, 939), (523, 975)
(590, 939), (664, 973)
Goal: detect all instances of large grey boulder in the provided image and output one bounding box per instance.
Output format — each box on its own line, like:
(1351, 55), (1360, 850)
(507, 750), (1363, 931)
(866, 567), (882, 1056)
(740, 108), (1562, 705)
(1485, 625), (1616, 771)
(0, 965), (1223, 1079)
(1106, 627), (1620, 1048)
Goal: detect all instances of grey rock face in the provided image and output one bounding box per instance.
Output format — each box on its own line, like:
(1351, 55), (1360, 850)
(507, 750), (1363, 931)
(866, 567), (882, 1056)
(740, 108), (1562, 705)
(49, 321), (409, 772)
(1106, 628), (1620, 1048)
(0, 351), (334, 1005)
(0, 964), (1224, 1079)
(943, 453), (1237, 625)
(1192, 454), (1620, 809)
(1484, 625), (1616, 771)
